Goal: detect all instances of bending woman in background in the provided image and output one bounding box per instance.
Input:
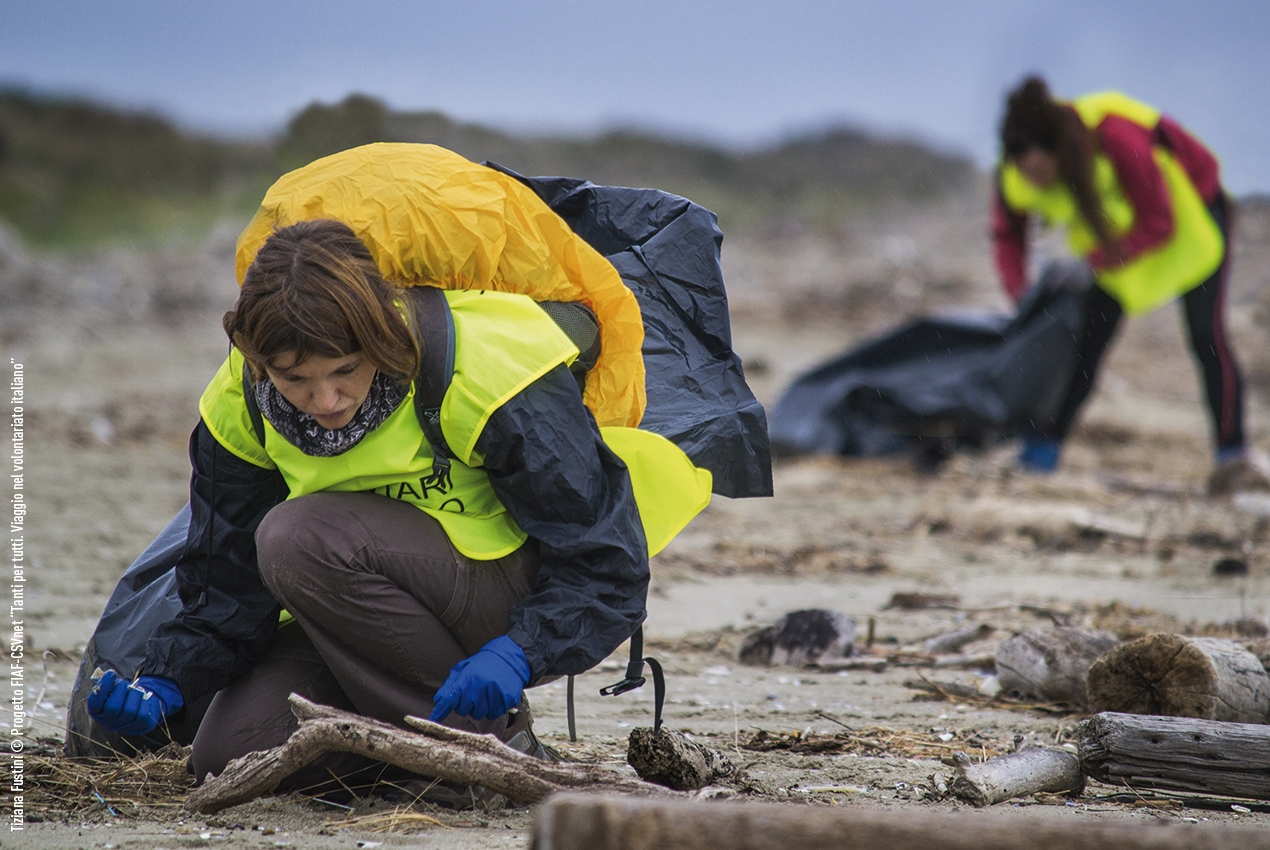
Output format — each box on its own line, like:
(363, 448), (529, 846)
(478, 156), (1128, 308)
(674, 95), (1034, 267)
(993, 75), (1264, 493)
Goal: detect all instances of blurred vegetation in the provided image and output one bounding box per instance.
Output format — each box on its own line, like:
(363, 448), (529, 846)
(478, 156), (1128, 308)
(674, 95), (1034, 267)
(0, 90), (978, 248)
(0, 90), (275, 245)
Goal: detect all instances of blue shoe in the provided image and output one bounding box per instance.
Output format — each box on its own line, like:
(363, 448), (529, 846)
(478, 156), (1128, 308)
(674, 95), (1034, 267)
(1018, 438), (1061, 473)
(1216, 445), (1247, 466)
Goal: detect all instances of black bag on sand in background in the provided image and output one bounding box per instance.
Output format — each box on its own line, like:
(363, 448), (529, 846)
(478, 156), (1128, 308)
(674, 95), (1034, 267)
(66, 176), (772, 755)
(768, 261), (1091, 469)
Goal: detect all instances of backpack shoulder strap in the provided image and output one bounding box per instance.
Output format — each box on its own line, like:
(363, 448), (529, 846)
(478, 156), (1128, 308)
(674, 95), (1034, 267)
(402, 286), (456, 479)
(242, 365), (267, 446)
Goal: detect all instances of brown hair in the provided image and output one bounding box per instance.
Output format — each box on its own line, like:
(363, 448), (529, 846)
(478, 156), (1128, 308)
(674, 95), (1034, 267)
(223, 219), (419, 382)
(1000, 76), (1114, 250)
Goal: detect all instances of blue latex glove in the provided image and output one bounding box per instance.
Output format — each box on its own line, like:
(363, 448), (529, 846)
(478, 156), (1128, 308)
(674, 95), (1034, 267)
(86, 670), (184, 736)
(429, 635), (531, 722)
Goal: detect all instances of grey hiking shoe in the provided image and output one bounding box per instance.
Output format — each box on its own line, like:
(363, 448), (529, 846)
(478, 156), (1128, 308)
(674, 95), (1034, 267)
(502, 699), (561, 763)
(396, 697), (557, 811)
(1207, 451), (1270, 497)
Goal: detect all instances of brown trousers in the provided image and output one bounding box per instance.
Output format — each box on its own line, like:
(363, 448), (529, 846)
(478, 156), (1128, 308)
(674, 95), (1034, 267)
(189, 492), (540, 789)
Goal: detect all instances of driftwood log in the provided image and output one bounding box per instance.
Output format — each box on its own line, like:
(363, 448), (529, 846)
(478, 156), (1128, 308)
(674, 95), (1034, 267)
(627, 727), (737, 791)
(185, 695), (673, 813)
(1081, 711), (1270, 799)
(530, 793), (1270, 850)
(1086, 635), (1270, 722)
(947, 747), (1083, 806)
(995, 627), (1119, 707)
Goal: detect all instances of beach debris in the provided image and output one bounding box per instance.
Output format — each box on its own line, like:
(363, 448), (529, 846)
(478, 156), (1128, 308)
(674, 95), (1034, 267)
(627, 727), (737, 791)
(1081, 711), (1270, 800)
(882, 592), (960, 611)
(995, 627), (1119, 708)
(922, 623), (994, 655)
(947, 747), (1083, 807)
(1213, 558), (1249, 577)
(737, 609), (854, 667)
(1086, 635), (1270, 722)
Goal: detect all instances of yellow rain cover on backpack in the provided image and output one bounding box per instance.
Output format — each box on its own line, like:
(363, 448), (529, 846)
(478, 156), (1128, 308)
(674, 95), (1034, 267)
(235, 142), (646, 428)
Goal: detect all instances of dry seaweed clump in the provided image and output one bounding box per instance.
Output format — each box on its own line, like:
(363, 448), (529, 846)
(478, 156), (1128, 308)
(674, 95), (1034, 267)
(743, 725), (1010, 760)
(327, 806), (448, 834)
(28, 741), (196, 820)
(1087, 601), (1192, 640)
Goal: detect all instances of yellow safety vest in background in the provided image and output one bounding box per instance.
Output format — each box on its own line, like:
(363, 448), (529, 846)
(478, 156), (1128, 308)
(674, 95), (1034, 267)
(999, 92), (1224, 315)
(235, 143), (647, 428)
(200, 290), (712, 559)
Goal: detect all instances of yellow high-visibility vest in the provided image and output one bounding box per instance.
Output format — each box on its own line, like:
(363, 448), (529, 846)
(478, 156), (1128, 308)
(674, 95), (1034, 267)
(999, 91), (1223, 315)
(202, 291), (711, 559)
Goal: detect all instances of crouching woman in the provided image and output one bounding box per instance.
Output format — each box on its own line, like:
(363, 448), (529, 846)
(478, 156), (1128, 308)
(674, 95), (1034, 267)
(86, 217), (684, 793)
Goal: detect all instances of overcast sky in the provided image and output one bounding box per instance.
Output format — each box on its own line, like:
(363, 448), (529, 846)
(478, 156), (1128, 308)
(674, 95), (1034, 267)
(4, 1), (1269, 193)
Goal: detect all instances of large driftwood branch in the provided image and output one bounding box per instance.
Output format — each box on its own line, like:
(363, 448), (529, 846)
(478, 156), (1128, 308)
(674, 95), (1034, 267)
(1086, 635), (1270, 722)
(948, 748), (1083, 806)
(1081, 711), (1270, 799)
(530, 793), (1270, 850)
(186, 695), (674, 814)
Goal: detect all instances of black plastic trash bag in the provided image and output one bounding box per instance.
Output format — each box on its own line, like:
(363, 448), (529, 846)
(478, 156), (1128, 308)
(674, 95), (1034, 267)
(65, 506), (213, 756)
(768, 262), (1090, 468)
(490, 165), (773, 499)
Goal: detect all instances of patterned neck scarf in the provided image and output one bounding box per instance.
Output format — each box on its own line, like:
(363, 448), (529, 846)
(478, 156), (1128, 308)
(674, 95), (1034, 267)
(254, 371), (409, 457)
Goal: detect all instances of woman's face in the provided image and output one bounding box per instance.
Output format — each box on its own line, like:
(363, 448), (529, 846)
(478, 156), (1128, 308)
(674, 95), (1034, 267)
(1016, 147), (1059, 188)
(265, 351), (377, 430)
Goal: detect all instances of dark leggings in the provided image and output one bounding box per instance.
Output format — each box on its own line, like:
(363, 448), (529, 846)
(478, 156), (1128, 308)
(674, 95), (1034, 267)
(189, 492), (541, 792)
(1044, 194), (1244, 451)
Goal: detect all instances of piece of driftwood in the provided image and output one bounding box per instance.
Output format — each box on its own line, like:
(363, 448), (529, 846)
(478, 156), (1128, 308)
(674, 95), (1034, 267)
(903, 674), (997, 701)
(932, 652), (997, 671)
(1086, 635), (1270, 722)
(627, 727), (737, 791)
(883, 592), (960, 610)
(737, 609), (854, 667)
(995, 627), (1119, 707)
(1070, 513), (1148, 541)
(1101, 474), (1198, 501)
(1081, 711), (1270, 799)
(186, 695), (672, 814)
(922, 623), (994, 655)
(810, 656), (888, 673)
(874, 651), (995, 670)
(529, 792), (1270, 850)
(947, 747), (1083, 806)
